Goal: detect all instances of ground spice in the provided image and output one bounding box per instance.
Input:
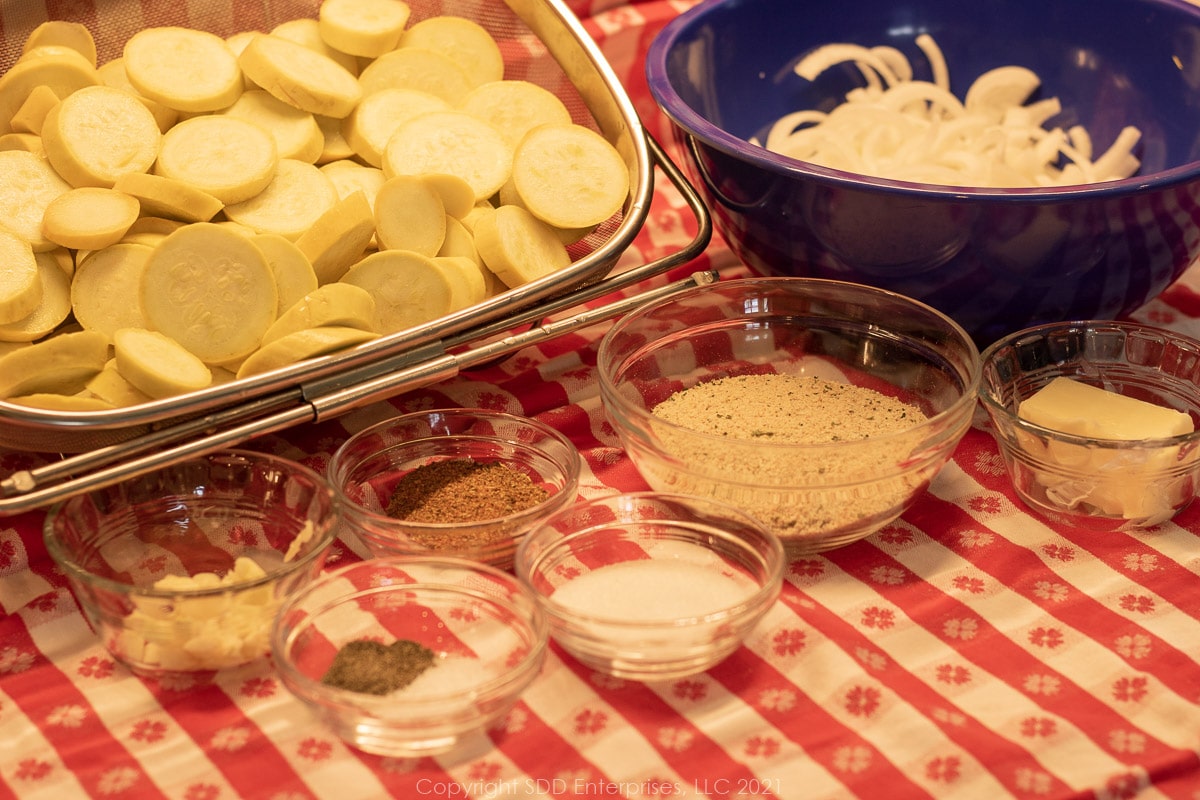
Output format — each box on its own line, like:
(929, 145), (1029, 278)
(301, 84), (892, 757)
(321, 639), (435, 695)
(386, 458), (549, 523)
(647, 373), (930, 544)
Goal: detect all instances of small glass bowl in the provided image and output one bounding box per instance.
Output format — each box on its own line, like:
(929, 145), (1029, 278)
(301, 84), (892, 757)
(514, 492), (785, 681)
(327, 408), (582, 569)
(979, 320), (1200, 528)
(43, 450), (339, 679)
(597, 277), (981, 554)
(270, 556), (548, 757)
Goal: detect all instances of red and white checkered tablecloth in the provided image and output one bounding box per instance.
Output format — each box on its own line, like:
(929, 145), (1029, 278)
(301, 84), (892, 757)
(3, 0), (1200, 798)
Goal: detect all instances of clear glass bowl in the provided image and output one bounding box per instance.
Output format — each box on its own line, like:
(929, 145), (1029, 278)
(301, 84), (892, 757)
(43, 450), (339, 679)
(979, 320), (1200, 528)
(326, 408), (581, 568)
(597, 277), (981, 554)
(514, 492), (785, 681)
(270, 556), (548, 757)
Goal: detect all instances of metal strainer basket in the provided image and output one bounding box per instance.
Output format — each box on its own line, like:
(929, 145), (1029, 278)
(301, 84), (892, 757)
(0, 0), (712, 513)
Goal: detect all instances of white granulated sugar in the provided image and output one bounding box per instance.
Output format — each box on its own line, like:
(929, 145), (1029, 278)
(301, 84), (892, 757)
(551, 558), (755, 621)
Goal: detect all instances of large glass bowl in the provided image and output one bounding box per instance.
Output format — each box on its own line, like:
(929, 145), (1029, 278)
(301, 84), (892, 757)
(597, 277), (981, 554)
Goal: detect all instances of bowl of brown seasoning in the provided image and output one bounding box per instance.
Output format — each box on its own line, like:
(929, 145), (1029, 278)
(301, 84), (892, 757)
(327, 408), (582, 568)
(270, 556), (548, 757)
(597, 277), (981, 554)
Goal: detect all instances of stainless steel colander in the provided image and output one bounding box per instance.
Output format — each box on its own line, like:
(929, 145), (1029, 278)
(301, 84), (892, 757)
(0, 0), (712, 513)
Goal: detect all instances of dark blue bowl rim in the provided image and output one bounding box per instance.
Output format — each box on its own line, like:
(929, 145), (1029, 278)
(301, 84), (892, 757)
(645, 0), (1200, 201)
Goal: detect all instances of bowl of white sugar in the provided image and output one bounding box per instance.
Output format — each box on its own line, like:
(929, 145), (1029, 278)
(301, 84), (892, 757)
(979, 320), (1200, 528)
(514, 492), (784, 680)
(597, 277), (981, 554)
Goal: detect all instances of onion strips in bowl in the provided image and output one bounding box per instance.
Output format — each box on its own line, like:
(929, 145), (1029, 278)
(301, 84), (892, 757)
(755, 34), (1142, 187)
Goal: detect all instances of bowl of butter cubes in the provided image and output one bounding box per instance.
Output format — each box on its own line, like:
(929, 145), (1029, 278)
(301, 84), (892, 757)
(978, 320), (1200, 528)
(43, 450), (340, 679)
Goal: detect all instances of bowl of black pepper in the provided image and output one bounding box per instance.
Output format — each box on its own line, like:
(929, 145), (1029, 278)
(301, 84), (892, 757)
(326, 408), (582, 568)
(597, 277), (981, 554)
(270, 556), (548, 758)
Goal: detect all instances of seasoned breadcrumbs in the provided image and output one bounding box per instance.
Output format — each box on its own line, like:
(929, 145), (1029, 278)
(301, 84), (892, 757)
(652, 374), (921, 442)
(647, 373), (931, 548)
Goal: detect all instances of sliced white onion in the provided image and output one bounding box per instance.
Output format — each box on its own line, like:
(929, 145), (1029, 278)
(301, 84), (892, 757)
(768, 37), (1142, 187)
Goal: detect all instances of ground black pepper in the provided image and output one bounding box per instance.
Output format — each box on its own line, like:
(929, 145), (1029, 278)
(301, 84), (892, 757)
(321, 639), (435, 695)
(386, 458), (550, 524)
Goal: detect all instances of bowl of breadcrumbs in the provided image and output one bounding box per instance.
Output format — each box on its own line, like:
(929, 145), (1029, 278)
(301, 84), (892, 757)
(597, 277), (981, 554)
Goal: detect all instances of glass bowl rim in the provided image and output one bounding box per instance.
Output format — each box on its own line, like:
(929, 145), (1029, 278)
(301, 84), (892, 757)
(597, 276), (983, 449)
(978, 318), (1200, 449)
(42, 448), (340, 598)
(328, 406), (583, 530)
(514, 490), (786, 627)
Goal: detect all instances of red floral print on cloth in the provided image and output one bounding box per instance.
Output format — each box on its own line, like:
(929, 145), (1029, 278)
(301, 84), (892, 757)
(1112, 676), (1150, 703)
(672, 680), (706, 701)
(743, 734), (780, 759)
(844, 685), (882, 717)
(76, 655), (115, 679)
(226, 523), (259, 547)
(1114, 633), (1152, 659)
(129, 718), (168, 743)
(467, 760), (503, 782)
(832, 744), (873, 774)
(1028, 627), (1066, 648)
(1020, 717), (1058, 737)
(297, 738), (334, 761)
(936, 664), (971, 685)
(45, 704), (88, 728)
(0, 645), (36, 673)
(771, 627), (806, 656)
(183, 784), (220, 800)
(869, 565), (907, 586)
(574, 708), (608, 735)
(951, 575), (987, 594)
(789, 559), (825, 580)
(656, 726), (695, 753)
(967, 494), (1004, 514)
(1042, 543), (1076, 562)
(139, 553), (169, 575)
(875, 524), (915, 546)
(861, 606), (895, 629)
(0, 538), (18, 570)
(15, 758), (52, 781)
(1119, 594), (1156, 614)
(925, 755), (962, 783)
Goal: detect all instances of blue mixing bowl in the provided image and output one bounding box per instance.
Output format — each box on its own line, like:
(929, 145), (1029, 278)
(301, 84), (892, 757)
(646, 0), (1200, 344)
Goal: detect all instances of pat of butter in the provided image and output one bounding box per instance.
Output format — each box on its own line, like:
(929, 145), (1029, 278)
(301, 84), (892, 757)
(1015, 377), (1195, 523)
(1018, 377), (1193, 440)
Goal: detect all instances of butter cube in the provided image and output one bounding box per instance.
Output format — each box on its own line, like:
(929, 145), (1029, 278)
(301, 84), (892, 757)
(1018, 377), (1193, 440)
(1015, 377), (1196, 523)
